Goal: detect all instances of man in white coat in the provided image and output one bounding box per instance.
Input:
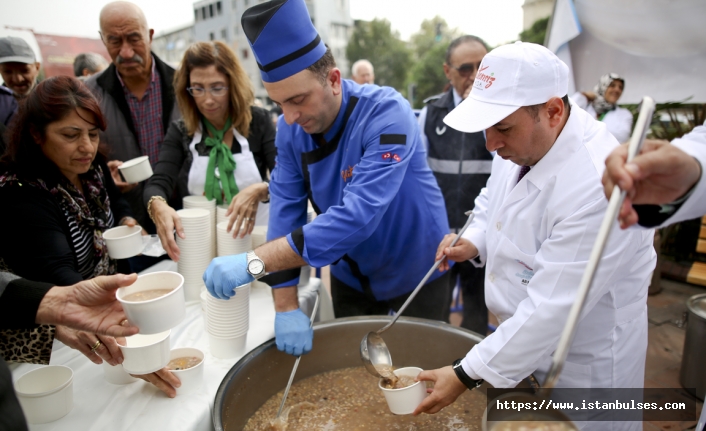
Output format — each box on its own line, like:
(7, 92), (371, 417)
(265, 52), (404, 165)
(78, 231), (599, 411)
(413, 42), (656, 430)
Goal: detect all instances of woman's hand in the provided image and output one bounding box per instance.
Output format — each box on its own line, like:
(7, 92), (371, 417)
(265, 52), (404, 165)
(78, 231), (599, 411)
(131, 367), (181, 398)
(107, 160), (138, 193)
(54, 326), (123, 366)
(120, 217), (148, 236)
(150, 198), (185, 261)
(226, 183), (268, 238)
(37, 273), (140, 338)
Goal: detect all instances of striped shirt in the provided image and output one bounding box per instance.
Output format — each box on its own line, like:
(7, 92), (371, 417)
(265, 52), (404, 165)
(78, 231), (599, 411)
(117, 56), (164, 166)
(66, 201), (114, 279)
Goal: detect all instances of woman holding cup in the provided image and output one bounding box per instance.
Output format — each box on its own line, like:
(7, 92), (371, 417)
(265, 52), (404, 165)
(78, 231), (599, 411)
(144, 41), (276, 261)
(0, 76), (178, 397)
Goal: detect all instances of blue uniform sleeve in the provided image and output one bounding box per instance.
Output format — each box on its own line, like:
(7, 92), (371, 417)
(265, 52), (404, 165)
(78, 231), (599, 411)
(264, 116), (308, 288)
(288, 95), (420, 267)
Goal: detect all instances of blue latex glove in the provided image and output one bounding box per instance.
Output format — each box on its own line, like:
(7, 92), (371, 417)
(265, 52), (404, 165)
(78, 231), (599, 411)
(202, 253), (254, 300)
(275, 308), (313, 356)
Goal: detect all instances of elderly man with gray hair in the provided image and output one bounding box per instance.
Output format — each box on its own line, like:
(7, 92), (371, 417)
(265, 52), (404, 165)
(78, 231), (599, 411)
(73, 52), (109, 78)
(85, 1), (181, 262)
(351, 58), (374, 85)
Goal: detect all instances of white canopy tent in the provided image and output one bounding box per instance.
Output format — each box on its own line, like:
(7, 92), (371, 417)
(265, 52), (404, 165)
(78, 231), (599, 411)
(546, 0), (706, 104)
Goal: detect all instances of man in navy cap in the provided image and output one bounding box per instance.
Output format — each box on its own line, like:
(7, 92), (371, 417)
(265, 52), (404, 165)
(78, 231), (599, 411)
(203, 0), (452, 356)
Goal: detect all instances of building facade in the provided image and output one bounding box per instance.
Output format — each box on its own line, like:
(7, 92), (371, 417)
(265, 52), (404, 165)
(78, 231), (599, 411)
(152, 24), (196, 67)
(193, 0), (353, 101)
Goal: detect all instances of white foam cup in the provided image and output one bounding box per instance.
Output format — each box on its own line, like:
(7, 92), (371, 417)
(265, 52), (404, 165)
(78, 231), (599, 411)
(208, 333), (247, 359)
(14, 365), (74, 424)
(378, 367), (428, 415)
(118, 330), (171, 375)
(168, 347), (205, 396)
(102, 362), (139, 385)
(117, 271), (185, 334)
(103, 225), (144, 259)
(118, 155), (153, 183)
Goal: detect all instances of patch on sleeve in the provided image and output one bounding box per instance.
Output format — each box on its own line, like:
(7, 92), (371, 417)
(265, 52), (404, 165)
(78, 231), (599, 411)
(380, 134), (407, 145)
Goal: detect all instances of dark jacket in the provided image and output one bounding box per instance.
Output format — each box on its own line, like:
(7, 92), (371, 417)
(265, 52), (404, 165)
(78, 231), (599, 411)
(423, 89), (493, 230)
(0, 158), (132, 286)
(0, 86), (17, 127)
(143, 107), (277, 207)
(85, 53), (181, 232)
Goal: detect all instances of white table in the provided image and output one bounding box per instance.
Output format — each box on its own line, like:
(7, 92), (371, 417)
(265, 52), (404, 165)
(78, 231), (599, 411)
(11, 263), (325, 431)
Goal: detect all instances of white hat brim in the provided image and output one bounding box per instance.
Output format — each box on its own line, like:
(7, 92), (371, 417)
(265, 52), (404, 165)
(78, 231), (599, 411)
(443, 97), (521, 134)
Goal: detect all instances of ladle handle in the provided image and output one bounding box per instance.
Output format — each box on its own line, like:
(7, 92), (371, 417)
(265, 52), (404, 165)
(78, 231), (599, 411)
(377, 211), (475, 335)
(275, 291), (320, 419)
(542, 97), (655, 394)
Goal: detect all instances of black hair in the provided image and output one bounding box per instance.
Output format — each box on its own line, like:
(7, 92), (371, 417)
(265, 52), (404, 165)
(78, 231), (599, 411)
(305, 46), (336, 85)
(445, 35), (490, 64)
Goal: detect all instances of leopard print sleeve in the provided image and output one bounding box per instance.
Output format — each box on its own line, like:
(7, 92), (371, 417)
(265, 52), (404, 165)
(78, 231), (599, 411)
(0, 326), (56, 365)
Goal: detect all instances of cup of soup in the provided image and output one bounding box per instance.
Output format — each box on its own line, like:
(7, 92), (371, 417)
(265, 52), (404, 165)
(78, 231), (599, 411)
(117, 271), (185, 334)
(378, 367), (427, 415)
(167, 347), (205, 396)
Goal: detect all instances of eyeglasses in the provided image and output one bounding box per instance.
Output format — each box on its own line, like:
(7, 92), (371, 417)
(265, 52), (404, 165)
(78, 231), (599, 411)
(450, 62), (482, 77)
(187, 86), (229, 97)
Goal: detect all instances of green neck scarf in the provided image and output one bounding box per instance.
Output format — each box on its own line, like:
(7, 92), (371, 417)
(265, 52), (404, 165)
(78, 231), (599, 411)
(204, 118), (238, 204)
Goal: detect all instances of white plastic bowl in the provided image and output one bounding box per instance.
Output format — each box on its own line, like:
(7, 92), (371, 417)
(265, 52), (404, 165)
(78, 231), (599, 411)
(378, 367), (428, 415)
(103, 225), (144, 259)
(168, 347), (205, 396)
(118, 330), (171, 375)
(117, 271), (185, 334)
(118, 155), (153, 183)
(14, 365), (73, 424)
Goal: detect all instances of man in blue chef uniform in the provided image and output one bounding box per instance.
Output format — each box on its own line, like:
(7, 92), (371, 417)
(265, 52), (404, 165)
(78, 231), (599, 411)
(203, 0), (451, 356)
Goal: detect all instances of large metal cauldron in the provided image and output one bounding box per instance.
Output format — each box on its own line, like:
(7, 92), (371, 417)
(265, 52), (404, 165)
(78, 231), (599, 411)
(214, 316), (538, 430)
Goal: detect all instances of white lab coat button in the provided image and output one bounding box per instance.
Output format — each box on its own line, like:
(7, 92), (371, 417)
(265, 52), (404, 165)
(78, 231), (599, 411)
(489, 273), (495, 282)
(496, 222), (502, 231)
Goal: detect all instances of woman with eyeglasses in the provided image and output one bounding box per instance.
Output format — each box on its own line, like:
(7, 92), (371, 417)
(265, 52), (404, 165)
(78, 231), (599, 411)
(144, 41), (276, 261)
(572, 73), (633, 143)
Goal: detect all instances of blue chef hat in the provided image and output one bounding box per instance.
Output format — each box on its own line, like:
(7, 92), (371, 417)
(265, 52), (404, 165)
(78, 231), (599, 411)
(241, 0), (327, 83)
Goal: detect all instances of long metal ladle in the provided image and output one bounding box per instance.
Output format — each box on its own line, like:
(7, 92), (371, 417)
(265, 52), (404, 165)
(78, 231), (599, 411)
(273, 291), (320, 422)
(483, 96), (656, 430)
(360, 210), (476, 378)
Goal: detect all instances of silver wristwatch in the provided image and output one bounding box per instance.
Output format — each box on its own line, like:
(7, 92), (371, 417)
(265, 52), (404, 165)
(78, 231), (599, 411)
(246, 251), (266, 279)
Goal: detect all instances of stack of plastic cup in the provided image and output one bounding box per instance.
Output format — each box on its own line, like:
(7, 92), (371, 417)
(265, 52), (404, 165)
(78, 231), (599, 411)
(183, 196), (217, 256)
(200, 285), (250, 359)
(216, 204), (229, 226)
(176, 208), (213, 302)
(216, 221), (252, 257)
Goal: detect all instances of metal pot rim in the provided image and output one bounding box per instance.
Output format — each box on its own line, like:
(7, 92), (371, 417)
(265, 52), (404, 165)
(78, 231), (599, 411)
(212, 315), (486, 430)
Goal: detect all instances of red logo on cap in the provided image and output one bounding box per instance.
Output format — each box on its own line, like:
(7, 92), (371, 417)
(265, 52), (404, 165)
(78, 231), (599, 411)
(476, 66), (495, 89)
(382, 152), (391, 160)
(392, 154), (401, 162)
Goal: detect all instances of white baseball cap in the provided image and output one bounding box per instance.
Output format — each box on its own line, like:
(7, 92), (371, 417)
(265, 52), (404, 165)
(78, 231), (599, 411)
(444, 41), (569, 133)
